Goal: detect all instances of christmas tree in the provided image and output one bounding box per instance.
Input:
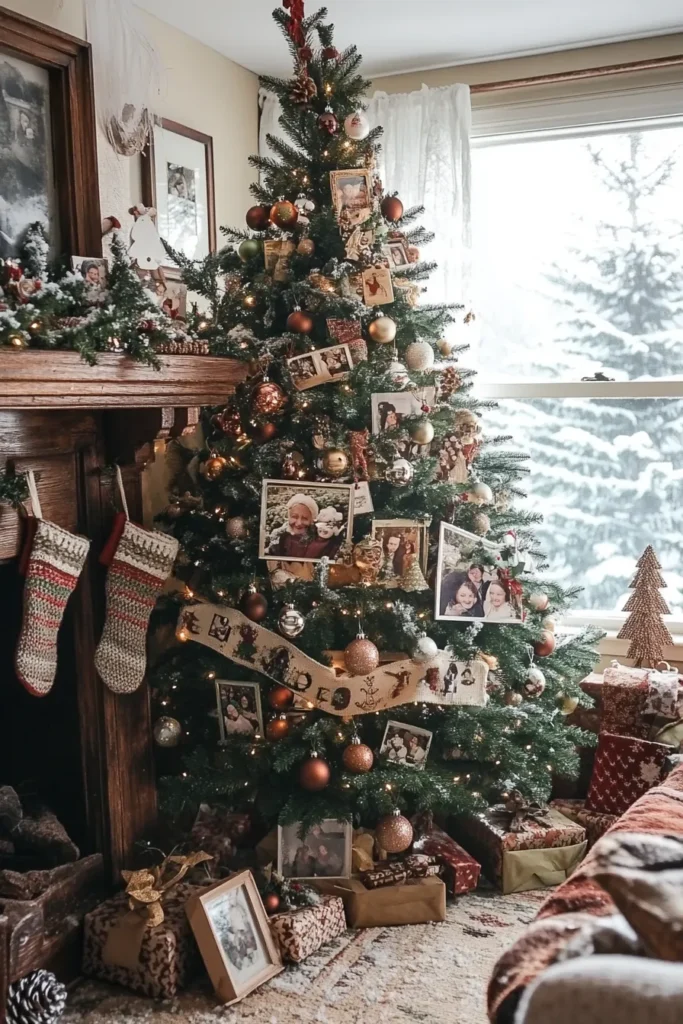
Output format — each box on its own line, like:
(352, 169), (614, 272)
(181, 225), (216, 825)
(617, 545), (673, 666)
(151, 3), (599, 835)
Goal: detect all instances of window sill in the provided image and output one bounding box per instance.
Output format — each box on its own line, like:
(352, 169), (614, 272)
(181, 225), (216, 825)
(595, 633), (682, 670)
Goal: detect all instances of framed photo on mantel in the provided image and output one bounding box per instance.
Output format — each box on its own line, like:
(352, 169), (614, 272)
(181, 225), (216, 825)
(0, 7), (101, 258)
(141, 118), (216, 268)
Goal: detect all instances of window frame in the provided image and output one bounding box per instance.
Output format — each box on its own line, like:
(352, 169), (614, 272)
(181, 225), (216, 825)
(470, 88), (683, 637)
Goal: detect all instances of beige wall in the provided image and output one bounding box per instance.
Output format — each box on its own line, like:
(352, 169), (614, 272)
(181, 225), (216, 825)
(371, 33), (683, 98)
(4, 0), (258, 237)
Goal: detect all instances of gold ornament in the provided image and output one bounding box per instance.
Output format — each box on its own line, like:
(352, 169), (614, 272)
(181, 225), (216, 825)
(352, 537), (383, 584)
(558, 694), (579, 716)
(344, 631), (380, 675)
(437, 338), (455, 356)
(342, 736), (374, 773)
(7, 331), (28, 349)
(202, 456), (228, 480)
(367, 316), (397, 344)
(375, 810), (413, 854)
(409, 417), (434, 445)
(322, 447), (350, 477)
(153, 716), (182, 747)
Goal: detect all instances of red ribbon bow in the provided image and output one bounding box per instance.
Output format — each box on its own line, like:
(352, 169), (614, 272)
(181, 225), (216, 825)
(283, 0), (305, 46)
(498, 567), (523, 599)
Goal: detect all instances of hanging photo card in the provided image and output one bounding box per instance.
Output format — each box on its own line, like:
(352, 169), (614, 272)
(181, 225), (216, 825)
(353, 481), (374, 515)
(259, 480), (354, 564)
(434, 523), (525, 624)
(371, 518), (430, 590)
(371, 390), (436, 460)
(379, 721), (433, 770)
(329, 168), (372, 226)
(287, 343), (354, 390)
(362, 265), (394, 306)
(414, 657), (488, 707)
(383, 237), (411, 270)
(264, 239), (295, 282)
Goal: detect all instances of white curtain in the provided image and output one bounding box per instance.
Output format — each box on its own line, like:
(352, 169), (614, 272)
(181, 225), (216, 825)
(258, 82), (472, 308)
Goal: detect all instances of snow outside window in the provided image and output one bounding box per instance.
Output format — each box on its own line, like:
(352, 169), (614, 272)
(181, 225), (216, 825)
(465, 118), (683, 629)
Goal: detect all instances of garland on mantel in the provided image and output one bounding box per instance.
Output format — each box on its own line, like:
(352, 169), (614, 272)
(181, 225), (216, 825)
(0, 225), (202, 367)
(0, 470), (29, 508)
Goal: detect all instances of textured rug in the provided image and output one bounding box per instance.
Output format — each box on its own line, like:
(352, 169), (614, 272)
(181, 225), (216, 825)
(64, 890), (544, 1024)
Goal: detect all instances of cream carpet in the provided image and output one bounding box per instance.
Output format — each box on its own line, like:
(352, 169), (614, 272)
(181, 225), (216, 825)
(64, 890), (543, 1024)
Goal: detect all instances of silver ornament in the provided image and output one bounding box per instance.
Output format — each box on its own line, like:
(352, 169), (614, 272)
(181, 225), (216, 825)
(153, 716), (182, 747)
(344, 110), (370, 140)
(386, 458), (414, 487)
(413, 634), (439, 663)
(278, 603), (306, 638)
(389, 359), (409, 386)
(524, 666), (546, 697)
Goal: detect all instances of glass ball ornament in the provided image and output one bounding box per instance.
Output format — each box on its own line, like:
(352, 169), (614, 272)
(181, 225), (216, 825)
(367, 316), (397, 344)
(321, 447), (349, 477)
(266, 714), (290, 740)
(344, 631), (380, 676)
(269, 200), (298, 229)
(412, 634), (439, 663)
(467, 480), (494, 505)
(241, 585), (268, 622)
(297, 237), (315, 256)
(342, 736), (374, 773)
(238, 238), (262, 262)
(298, 753), (331, 791)
(344, 110), (370, 140)
(534, 630), (556, 658)
(225, 516), (247, 540)
(246, 205), (271, 231)
(268, 684), (294, 711)
(386, 458), (414, 487)
(286, 309), (314, 334)
(153, 716), (182, 748)
(524, 666), (547, 697)
(389, 359), (410, 386)
(375, 809), (413, 854)
(252, 380), (286, 415)
(528, 592), (550, 612)
(381, 195), (404, 222)
(409, 417), (434, 445)
(201, 455), (228, 480)
(405, 340), (435, 372)
(278, 603), (306, 638)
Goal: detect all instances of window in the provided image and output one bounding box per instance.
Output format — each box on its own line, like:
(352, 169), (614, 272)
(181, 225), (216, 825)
(470, 104), (683, 631)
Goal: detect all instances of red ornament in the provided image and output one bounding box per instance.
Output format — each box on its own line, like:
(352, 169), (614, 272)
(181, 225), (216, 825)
(322, 45), (340, 61)
(266, 715), (290, 740)
(246, 205), (270, 231)
(268, 685), (294, 711)
(270, 200), (298, 230)
(318, 111), (339, 135)
(534, 630), (556, 658)
(241, 586), (268, 622)
(286, 309), (314, 334)
(299, 754), (330, 791)
(264, 892), (281, 914)
(381, 195), (404, 222)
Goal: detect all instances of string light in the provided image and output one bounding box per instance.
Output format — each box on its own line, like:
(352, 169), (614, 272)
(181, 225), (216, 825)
(206, 672), (216, 680)
(385, 783), (392, 791)
(452, 775), (461, 783)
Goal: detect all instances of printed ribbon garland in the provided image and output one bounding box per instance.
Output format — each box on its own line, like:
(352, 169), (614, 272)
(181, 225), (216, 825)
(177, 602), (488, 717)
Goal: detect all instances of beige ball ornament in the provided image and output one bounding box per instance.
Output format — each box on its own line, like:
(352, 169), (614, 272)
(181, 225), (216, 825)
(344, 110), (370, 140)
(472, 512), (491, 536)
(153, 716), (182, 748)
(524, 666), (547, 697)
(322, 447), (350, 477)
(543, 616), (557, 633)
(225, 516), (248, 540)
(528, 592), (550, 612)
(375, 810), (413, 854)
(344, 631), (380, 675)
(467, 481), (494, 505)
(437, 338), (455, 357)
(409, 417), (434, 445)
(368, 316), (397, 344)
(405, 340), (435, 372)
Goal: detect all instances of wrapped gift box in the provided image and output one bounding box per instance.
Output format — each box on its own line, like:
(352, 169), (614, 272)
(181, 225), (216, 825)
(601, 679), (650, 738)
(454, 808), (587, 895)
(549, 798), (618, 849)
(586, 732), (672, 816)
(412, 823), (481, 895)
(313, 875), (446, 928)
(269, 895), (346, 962)
(82, 882), (203, 998)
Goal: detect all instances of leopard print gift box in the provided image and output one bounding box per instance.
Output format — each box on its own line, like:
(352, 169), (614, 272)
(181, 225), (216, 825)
(82, 882), (204, 998)
(269, 895), (346, 963)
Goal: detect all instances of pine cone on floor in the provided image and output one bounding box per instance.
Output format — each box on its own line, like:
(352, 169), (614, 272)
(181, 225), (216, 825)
(6, 970), (67, 1024)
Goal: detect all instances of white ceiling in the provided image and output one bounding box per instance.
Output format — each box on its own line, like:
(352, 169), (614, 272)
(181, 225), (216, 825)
(137, 0), (683, 79)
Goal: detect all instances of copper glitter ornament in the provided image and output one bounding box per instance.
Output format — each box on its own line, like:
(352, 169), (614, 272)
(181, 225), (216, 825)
(252, 379), (286, 415)
(270, 200), (298, 229)
(251, 421), (278, 442)
(201, 456), (228, 480)
(375, 810), (413, 854)
(263, 892), (281, 914)
(342, 736), (374, 774)
(286, 309), (314, 334)
(299, 754), (331, 791)
(297, 237), (315, 256)
(344, 632), (380, 676)
(225, 516), (247, 540)
(268, 685), (294, 711)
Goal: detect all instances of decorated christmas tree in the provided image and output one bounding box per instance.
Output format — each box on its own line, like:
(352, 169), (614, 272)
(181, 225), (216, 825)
(617, 545), (673, 666)
(151, 3), (599, 838)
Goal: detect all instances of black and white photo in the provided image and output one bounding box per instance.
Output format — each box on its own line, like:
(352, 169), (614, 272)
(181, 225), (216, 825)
(71, 257), (108, 306)
(260, 480), (354, 564)
(434, 523), (525, 623)
(371, 389), (436, 459)
(329, 168), (372, 226)
(379, 720), (433, 769)
(278, 819), (352, 880)
(287, 343), (354, 390)
(215, 681), (263, 741)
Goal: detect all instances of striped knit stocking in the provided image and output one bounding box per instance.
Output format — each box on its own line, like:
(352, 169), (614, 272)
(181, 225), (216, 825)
(15, 520), (91, 697)
(95, 521), (179, 694)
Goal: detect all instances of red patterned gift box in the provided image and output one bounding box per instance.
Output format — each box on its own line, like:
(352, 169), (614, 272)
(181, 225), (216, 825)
(82, 882), (203, 998)
(269, 895), (346, 963)
(585, 732), (672, 816)
(454, 808), (586, 895)
(412, 824), (481, 895)
(549, 798), (618, 849)
(600, 680), (650, 738)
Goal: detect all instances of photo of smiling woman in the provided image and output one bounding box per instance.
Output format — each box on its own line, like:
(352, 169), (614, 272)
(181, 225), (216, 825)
(435, 522), (524, 624)
(259, 481), (354, 564)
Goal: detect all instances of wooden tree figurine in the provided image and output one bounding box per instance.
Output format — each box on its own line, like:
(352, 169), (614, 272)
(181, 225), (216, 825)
(617, 545), (673, 666)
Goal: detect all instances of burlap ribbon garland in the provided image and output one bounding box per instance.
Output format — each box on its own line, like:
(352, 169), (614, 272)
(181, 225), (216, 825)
(102, 852), (213, 970)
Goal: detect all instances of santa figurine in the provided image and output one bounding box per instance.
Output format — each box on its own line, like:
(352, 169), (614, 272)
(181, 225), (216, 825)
(128, 204), (167, 273)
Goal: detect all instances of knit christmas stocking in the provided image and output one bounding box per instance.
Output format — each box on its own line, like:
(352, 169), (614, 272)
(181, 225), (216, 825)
(15, 519), (91, 697)
(94, 521), (179, 694)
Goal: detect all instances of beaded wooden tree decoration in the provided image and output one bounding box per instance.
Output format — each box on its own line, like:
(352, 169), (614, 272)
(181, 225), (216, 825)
(617, 545), (673, 667)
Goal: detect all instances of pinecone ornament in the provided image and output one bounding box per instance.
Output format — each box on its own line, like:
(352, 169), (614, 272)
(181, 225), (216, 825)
(7, 970), (68, 1024)
(439, 366), (462, 400)
(290, 68), (317, 106)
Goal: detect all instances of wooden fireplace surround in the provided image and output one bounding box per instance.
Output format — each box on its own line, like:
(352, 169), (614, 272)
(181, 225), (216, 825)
(0, 351), (246, 881)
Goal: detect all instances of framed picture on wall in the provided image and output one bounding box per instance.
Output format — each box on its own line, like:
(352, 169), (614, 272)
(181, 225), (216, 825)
(0, 9), (101, 258)
(141, 118), (216, 267)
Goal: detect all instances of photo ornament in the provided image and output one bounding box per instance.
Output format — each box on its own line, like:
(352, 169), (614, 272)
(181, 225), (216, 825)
(434, 522), (525, 623)
(260, 480), (354, 564)
(278, 819), (352, 880)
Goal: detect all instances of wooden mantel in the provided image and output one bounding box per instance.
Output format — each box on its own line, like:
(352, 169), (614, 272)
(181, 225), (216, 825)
(0, 351), (248, 880)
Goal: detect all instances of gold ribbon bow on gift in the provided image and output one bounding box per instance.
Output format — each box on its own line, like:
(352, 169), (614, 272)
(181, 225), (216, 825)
(493, 789), (553, 834)
(103, 851), (213, 970)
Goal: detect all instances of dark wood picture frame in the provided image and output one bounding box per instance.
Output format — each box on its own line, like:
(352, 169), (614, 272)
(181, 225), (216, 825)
(141, 117), (217, 264)
(0, 5), (101, 257)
